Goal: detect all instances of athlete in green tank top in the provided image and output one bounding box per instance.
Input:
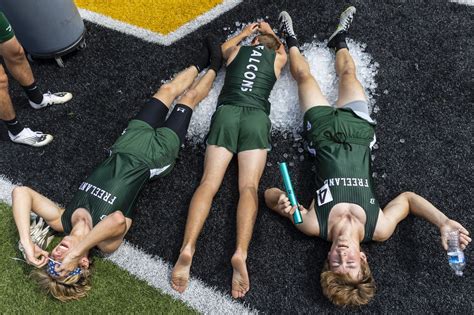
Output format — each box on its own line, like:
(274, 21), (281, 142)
(10, 39), (223, 301)
(217, 44), (276, 114)
(266, 8), (471, 307)
(172, 21), (288, 299)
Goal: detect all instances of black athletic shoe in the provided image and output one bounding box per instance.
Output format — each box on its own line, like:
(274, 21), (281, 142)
(327, 6), (356, 48)
(205, 35), (222, 72)
(279, 11), (297, 39)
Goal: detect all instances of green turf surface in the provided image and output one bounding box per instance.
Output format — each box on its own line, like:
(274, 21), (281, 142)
(0, 202), (197, 314)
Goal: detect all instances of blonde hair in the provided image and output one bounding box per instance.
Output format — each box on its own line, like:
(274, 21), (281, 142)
(256, 34), (281, 50)
(31, 264), (93, 302)
(320, 259), (375, 307)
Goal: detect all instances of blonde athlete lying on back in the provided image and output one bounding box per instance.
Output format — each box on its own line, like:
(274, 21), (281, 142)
(265, 8), (471, 307)
(11, 38), (222, 301)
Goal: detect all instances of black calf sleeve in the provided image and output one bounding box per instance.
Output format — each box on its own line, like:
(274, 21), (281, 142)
(134, 97), (169, 128)
(164, 104), (193, 144)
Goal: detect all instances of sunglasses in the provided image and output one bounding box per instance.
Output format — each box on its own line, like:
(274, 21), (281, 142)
(46, 258), (82, 278)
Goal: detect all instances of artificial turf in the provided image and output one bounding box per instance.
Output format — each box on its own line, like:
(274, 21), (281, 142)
(0, 203), (196, 314)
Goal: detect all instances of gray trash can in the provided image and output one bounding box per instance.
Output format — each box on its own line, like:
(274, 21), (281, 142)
(0, 0), (86, 67)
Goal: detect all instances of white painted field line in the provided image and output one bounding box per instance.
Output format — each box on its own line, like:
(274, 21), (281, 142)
(450, 0), (474, 6)
(0, 176), (256, 314)
(78, 0), (243, 46)
(107, 242), (256, 314)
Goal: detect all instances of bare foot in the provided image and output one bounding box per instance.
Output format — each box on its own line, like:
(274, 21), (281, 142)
(231, 251), (249, 298)
(171, 248), (193, 293)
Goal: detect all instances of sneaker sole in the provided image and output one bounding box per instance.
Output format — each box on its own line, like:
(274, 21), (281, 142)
(278, 11), (294, 36)
(327, 7), (356, 44)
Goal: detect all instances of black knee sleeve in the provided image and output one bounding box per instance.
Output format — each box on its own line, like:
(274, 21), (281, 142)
(164, 104), (193, 144)
(134, 98), (169, 128)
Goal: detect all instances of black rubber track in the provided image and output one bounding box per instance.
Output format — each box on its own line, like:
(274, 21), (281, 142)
(1, 0), (472, 313)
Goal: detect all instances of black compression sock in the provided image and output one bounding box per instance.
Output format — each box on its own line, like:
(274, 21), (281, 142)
(190, 43), (210, 72)
(21, 81), (44, 104)
(206, 35), (222, 72)
(285, 36), (300, 50)
(329, 33), (348, 52)
(3, 117), (24, 136)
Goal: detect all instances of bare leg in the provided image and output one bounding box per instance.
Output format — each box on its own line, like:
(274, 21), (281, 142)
(171, 145), (234, 293)
(288, 46), (330, 113)
(0, 37), (35, 86)
(152, 66), (199, 107)
(335, 48), (367, 107)
(0, 64), (16, 121)
(231, 149), (267, 298)
(176, 69), (217, 110)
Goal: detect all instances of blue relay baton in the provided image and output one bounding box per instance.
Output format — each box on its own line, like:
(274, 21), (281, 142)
(279, 162), (303, 225)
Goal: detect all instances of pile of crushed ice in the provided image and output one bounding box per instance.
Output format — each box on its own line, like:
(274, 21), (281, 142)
(184, 24), (380, 143)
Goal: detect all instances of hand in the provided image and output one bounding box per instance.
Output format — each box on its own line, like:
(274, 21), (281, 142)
(276, 194), (308, 216)
(21, 240), (49, 268)
(56, 251), (81, 277)
(242, 22), (259, 37)
(257, 22), (273, 34)
(439, 219), (471, 251)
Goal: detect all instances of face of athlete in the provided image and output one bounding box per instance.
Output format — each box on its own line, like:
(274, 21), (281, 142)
(50, 235), (90, 269)
(328, 240), (366, 279)
(251, 36), (260, 46)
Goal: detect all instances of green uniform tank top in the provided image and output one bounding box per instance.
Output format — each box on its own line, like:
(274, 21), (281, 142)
(314, 142), (380, 243)
(217, 45), (277, 114)
(61, 153), (151, 233)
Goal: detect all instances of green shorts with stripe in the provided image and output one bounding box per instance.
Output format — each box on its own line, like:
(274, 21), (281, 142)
(207, 105), (271, 153)
(304, 106), (376, 149)
(110, 119), (181, 176)
(0, 12), (14, 43)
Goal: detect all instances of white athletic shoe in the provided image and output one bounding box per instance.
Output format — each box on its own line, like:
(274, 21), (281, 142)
(328, 6), (356, 48)
(278, 11), (297, 39)
(9, 128), (53, 147)
(29, 91), (73, 109)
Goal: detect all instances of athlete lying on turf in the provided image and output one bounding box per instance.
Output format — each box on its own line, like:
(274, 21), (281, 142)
(171, 22), (287, 298)
(265, 8), (471, 307)
(11, 38), (222, 302)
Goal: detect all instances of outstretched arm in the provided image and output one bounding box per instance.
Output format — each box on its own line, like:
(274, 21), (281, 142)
(11, 186), (64, 267)
(57, 211), (129, 276)
(221, 22), (259, 61)
(265, 187), (319, 236)
(373, 192), (471, 250)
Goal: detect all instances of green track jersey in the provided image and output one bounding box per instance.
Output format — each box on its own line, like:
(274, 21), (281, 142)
(217, 45), (276, 114)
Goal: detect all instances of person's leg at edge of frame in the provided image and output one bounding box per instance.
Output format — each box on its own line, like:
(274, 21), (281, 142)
(0, 64), (52, 146)
(0, 64), (19, 130)
(231, 148), (267, 298)
(0, 36), (72, 108)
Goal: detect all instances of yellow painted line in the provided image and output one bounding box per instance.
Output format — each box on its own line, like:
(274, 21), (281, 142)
(76, 0), (222, 35)
(77, 0), (242, 45)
